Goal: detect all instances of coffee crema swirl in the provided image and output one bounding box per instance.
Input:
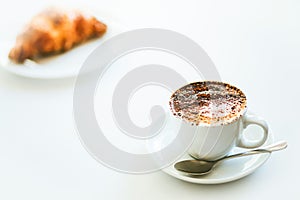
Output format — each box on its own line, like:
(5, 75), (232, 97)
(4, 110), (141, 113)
(169, 81), (247, 126)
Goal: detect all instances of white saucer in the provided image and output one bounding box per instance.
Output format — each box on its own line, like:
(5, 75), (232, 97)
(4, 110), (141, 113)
(0, 11), (126, 79)
(162, 130), (274, 184)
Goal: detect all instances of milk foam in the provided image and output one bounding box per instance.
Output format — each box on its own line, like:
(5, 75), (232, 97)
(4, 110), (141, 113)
(169, 81), (247, 126)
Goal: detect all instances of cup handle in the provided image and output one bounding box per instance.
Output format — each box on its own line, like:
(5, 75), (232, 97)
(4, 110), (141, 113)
(237, 114), (269, 148)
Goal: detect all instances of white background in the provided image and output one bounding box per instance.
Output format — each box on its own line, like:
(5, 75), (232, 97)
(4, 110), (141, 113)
(0, 0), (299, 199)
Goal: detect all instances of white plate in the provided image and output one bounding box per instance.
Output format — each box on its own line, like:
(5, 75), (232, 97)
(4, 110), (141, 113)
(162, 129), (274, 184)
(0, 12), (126, 79)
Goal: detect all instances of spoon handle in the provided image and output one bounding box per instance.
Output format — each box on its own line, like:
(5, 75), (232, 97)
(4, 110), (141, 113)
(258, 140), (288, 152)
(220, 141), (287, 161)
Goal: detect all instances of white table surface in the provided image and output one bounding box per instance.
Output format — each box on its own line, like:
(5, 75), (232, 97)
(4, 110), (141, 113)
(0, 0), (299, 199)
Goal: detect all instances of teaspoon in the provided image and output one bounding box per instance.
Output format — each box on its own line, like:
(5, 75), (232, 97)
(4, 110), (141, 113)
(174, 141), (287, 176)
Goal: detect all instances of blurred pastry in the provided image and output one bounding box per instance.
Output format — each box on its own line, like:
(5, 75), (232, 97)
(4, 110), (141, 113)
(9, 7), (107, 63)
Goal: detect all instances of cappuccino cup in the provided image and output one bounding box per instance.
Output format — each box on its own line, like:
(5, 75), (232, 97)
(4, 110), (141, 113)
(169, 81), (268, 161)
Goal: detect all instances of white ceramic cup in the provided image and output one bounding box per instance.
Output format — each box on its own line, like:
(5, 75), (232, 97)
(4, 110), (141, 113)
(187, 111), (268, 161)
(170, 81), (269, 161)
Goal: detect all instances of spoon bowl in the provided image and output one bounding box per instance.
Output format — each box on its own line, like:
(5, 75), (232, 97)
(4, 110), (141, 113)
(174, 160), (216, 175)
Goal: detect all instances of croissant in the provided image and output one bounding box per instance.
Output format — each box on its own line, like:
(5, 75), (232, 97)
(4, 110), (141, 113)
(9, 7), (107, 63)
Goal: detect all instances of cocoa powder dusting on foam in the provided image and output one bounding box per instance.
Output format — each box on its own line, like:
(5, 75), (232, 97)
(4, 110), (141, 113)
(169, 81), (247, 126)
